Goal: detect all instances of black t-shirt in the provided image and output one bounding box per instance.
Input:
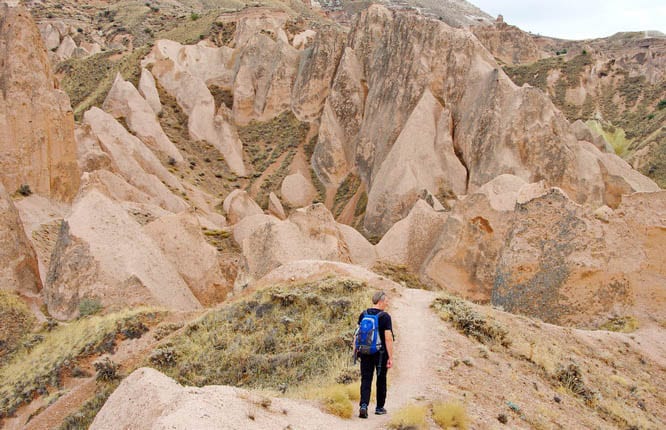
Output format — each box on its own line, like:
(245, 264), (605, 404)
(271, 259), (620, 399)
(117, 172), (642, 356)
(358, 308), (393, 350)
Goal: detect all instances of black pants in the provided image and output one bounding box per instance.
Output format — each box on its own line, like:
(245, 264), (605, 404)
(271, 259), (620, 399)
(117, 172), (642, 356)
(359, 350), (388, 408)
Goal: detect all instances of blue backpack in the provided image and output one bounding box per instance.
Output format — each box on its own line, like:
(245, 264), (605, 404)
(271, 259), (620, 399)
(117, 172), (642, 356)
(355, 311), (383, 355)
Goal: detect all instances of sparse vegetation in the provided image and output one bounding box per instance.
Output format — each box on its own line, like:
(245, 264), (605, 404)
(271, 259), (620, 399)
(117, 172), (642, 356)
(332, 174), (361, 218)
(147, 278), (367, 391)
(94, 357), (120, 381)
(0, 291), (35, 366)
(319, 384), (354, 418)
(78, 298), (103, 317)
(373, 262), (432, 290)
(555, 362), (597, 406)
(58, 46), (150, 119)
(432, 295), (510, 347)
(598, 316), (639, 333)
(58, 383), (118, 430)
(388, 403), (427, 430)
(432, 401), (469, 429)
(0, 309), (161, 419)
(17, 184), (32, 197)
(238, 111), (309, 174)
(201, 227), (239, 252)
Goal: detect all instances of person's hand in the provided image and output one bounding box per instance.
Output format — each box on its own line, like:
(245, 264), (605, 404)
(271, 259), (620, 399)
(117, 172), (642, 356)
(387, 358), (393, 368)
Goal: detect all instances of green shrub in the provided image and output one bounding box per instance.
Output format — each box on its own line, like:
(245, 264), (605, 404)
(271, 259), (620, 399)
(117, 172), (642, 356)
(94, 357), (119, 381)
(190, 12), (200, 21)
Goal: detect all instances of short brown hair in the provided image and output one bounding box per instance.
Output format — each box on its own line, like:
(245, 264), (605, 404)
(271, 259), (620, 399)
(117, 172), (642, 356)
(372, 291), (386, 304)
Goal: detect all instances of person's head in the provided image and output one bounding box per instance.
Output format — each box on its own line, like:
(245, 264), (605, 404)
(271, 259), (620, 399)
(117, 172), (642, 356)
(372, 290), (388, 310)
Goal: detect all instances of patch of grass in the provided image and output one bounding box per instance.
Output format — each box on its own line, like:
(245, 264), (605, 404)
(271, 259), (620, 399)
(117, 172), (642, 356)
(147, 278), (368, 391)
(256, 149), (297, 209)
(598, 316), (639, 333)
(310, 167), (327, 205)
(432, 295), (510, 347)
(239, 111), (310, 175)
(58, 46), (150, 120)
(57, 382), (118, 430)
(0, 309), (162, 419)
(388, 403), (428, 430)
(332, 174), (361, 218)
(373, 262), (432, 290)
(0, 291), (35, 366)
(432, 401), (469, 429)
(585, 120), (632, 156)
(78, 298), (103, 317)
(201, 227), (239, 253)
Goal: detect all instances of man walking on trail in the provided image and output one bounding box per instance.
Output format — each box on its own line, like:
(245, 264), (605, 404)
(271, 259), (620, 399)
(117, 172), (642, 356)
(356, 290), (394, 419)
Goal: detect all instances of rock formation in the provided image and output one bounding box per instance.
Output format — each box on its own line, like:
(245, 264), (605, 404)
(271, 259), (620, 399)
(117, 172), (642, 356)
(143, 40), (246, 176)
(81, 107), (187, 213)
(45, 190), (201, 319)
(223, 189), (263, 225)
(280, 173), (316, 208)
(144, 211), (229, 305)
(102, 74), (183, 163)
(233, 204), (352, 285)
(311, 5), (660, 235)
(0, 184), (42, 295)
(91, 367), (350, 430)
(0, 4), (80, 202)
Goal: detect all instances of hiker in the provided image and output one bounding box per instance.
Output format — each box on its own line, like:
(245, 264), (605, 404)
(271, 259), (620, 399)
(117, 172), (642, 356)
(354, 290), (394, 419)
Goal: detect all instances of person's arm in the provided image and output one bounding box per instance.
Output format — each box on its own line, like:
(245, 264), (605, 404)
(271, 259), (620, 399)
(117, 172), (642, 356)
(384, 329), (394, 368)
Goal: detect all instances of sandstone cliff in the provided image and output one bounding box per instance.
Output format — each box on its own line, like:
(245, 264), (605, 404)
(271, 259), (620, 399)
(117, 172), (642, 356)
(0, 4), (80, 202)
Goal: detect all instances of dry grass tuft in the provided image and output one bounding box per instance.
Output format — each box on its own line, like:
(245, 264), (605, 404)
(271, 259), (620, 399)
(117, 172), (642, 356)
(319, 384), (353, 418)
(598, 315), (639, 333)
(432, 401), (469, 429)
(432, 295), (510, 347)
(388, 403), (428, 430)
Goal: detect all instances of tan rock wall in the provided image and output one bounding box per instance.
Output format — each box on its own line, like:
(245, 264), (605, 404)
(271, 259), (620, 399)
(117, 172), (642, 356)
(0, 5), (80, 202)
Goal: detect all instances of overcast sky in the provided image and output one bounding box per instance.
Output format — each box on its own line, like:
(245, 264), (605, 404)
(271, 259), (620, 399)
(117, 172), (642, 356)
(471, 0), (666, 40)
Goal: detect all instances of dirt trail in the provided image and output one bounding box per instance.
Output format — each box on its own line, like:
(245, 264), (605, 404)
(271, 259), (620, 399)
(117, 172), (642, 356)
(344, 287), (448, 429)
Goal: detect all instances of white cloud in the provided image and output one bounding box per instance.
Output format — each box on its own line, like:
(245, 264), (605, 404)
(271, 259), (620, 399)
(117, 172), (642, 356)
(472, 0), (666, 39)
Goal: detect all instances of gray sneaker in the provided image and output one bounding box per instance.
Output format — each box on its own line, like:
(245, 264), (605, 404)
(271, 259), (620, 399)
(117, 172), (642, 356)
(375, 407), (387, 415)
(359, 404), (368, 419)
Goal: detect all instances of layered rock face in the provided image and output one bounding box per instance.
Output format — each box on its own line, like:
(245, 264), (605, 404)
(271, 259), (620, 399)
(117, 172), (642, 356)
(0, 184), (42, 295)
(0, 4), (80, 202)
(311, 5), (659, 235)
